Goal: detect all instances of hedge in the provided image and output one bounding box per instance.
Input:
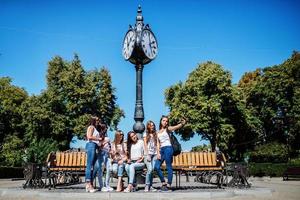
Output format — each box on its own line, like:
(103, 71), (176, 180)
(248, 163), (300, 177)
(0, 166), (24, 178)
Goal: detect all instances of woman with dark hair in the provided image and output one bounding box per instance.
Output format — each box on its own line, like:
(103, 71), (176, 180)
(92, 123), (114, 192)
(111, 130), (127, 192)
(85, 116), (104, 193)
(124, 131), (145, 192)
(143, 120), (158, 192)
(154, 115), (186, 191)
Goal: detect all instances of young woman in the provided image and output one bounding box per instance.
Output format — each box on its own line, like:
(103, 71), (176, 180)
(124, 131), (145, 193)
(111, 130), (127, 192)
(154, 115), (186, 191)
(143, 121), (158, 192)
(93, 129), (114, 192)
(85, 116), (104, 193)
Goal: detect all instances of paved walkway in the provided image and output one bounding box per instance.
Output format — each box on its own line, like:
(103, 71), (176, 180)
(0, 176), (299, 200)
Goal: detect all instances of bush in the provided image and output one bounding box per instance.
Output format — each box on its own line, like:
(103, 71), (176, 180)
(249, 163), (287, 177)
(249, 142), (288, 163)
(249, 162), (300, 177)
(0, 166), (24, 178)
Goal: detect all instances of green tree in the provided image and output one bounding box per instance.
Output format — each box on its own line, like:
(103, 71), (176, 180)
(0, 77), (28, 165)
(25, 138), (59, 165)
(238, 51), (300, 155)
(166, 62), (249, 154)
(0, 135), (25, 166)
(21, 54), (124, 153)
(191, 144), (211, 152)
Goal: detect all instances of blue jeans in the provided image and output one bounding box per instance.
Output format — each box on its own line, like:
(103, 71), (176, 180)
(85, 142), (97, 182)
(112, 162), (125, 177)
(154, 146), (173, 185)
(93, 150), (110, 188)
(144, 154), (157, 186)
(125, 162), (145, 184)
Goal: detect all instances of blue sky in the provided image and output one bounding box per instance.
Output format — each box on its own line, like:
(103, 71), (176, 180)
(1, 0), (300, 151)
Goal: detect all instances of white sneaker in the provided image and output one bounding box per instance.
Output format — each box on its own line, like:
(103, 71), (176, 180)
(101, 187), (109, 192)
(149, 186), (157, 192)
(106, 186), (114, 191)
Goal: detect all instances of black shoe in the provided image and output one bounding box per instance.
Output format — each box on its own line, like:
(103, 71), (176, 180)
(160, 185), (170, 192)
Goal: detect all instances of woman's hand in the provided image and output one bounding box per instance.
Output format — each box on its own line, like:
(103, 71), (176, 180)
(118, 160), (123, 165)
(147, 155), (151, 162)
(157, 153), (161, 160)
(180, 118), (186, 126)
(136, 157), (143, 163)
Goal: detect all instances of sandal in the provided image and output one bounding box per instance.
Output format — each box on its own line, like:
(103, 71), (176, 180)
(123, 186), (133, 193)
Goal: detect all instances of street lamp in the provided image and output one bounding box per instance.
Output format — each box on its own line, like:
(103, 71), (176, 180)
(122, 5), (158, 136)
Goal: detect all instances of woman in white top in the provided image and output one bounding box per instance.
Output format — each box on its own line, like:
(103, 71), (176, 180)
(124, 131), (145, 192)
(143, 120), (158, 192)
(154, 115), (186, 191)
(85, 116), (104, 193)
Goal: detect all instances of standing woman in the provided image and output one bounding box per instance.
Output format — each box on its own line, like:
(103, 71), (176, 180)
(143, 120), (158, 192)
(111, 130), (127, 192)
(154, 115), (186, 191)
(85, 116), (103, 193)
(92, 123), (113, 192)
(124, 131), (145, 192)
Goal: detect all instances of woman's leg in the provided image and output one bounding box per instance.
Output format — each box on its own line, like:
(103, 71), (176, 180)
(150, 154), (157, 186)
(112, 163), (118, 175)
(145, 156), (152, 186)
(164, 146), (174, 186)
(85, 142), (96, 184)
(103, 153), (111, 187)
(93, 150), (103, 189)
(116, 164), (124, 191)
(154, 148), (166, 184)
(128, 163), (145, 184)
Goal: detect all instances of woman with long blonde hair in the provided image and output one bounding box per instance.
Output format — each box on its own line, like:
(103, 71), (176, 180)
(111, 130), (127, 192)
(143, 120), (158, 192)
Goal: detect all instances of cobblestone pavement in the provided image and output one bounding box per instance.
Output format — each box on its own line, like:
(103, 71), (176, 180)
(0, 176), (299, 200)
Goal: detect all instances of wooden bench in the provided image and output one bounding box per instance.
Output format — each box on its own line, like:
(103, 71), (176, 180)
(283, 167), (300, 180)
(46, 150), (86, 187)
(46, 150), (226, 188)
(162, 152), (226, 188)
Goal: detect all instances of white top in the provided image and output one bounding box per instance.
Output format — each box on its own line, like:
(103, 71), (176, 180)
(88, 125), (100, 144)
(130, 139), (144, 160)
(143, 132), (157, 155)
(158, 129), (171, 148)
(102, 137), (111, 152)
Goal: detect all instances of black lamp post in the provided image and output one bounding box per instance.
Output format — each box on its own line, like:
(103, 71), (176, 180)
(122, 6), (158, 136)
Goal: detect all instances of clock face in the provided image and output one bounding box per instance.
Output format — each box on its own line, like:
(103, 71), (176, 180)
(141, 29), (158, 60)
(122, 30), (136, 60)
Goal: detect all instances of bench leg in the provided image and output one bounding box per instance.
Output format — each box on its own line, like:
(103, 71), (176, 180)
(186, 171), (189, 182)
(179, 170), (181, 188)
(175, 171), (178, 188)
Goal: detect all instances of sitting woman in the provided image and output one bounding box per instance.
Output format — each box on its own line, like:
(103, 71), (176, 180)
(124, 131), (145, 193)
(111, 130), (127, 192)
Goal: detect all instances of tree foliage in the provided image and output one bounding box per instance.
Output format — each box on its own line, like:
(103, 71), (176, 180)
(165, 62), (257, 157)
(238, 51), (300, 154)
(191, 144), (211, 152)
(1, 54), (124, 166)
